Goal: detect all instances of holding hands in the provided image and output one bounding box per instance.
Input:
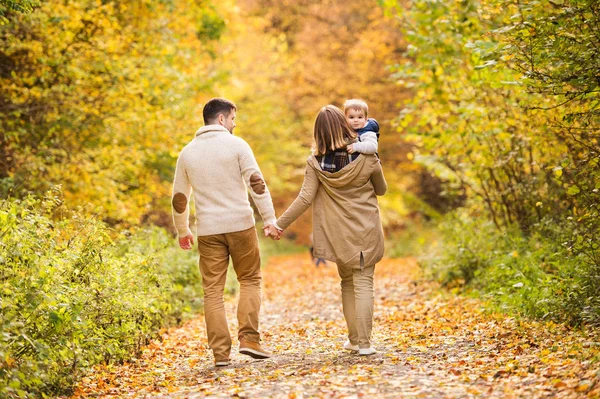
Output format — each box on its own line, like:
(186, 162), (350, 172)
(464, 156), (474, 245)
(263, 224), (283, 240)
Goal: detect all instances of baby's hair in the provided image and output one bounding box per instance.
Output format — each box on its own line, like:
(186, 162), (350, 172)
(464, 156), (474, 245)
(343, 99), (369, 118)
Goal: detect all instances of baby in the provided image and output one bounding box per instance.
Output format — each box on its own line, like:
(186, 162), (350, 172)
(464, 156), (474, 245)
(344, 99), (379, 155)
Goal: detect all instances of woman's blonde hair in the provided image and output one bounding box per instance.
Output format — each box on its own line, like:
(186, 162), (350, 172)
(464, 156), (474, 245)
(313, 105), (357, 156)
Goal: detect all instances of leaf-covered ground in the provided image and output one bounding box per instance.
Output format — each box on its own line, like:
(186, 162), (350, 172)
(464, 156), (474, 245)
(71, 255), (600, 398)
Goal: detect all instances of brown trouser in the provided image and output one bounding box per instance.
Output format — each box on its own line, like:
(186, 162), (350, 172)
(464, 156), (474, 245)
(337, 263), (375, 349)
(197, 226), (262, 362)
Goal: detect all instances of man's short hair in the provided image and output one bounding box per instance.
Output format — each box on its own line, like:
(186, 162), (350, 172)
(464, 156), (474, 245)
(203, 98), (237, 125)
(343, 99), (369, 118)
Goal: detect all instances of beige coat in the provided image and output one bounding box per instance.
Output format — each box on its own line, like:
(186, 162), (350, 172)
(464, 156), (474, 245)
(277, 154), (387, 268)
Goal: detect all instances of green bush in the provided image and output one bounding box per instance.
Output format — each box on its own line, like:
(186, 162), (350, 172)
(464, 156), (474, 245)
(0, 195), (202, 397)
(420, 210), (597, 327)
(386, 221), (441, 259)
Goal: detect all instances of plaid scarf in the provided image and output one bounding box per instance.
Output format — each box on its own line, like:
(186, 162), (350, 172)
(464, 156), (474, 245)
(315, 150), (360, 173)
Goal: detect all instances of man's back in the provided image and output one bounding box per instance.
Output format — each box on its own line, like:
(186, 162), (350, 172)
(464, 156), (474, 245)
(172, 125), (275, 237)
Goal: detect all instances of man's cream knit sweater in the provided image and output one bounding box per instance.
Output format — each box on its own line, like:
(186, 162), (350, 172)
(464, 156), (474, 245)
(171, 125), (276, 237)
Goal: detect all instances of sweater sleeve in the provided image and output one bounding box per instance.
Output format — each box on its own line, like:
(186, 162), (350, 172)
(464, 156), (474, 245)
(370, 159), (387, 196)
(171, 154), (193, 238)
(238, 140), (276, 225)
(352, 131), (378, 154)
(276, 162), (319, 230)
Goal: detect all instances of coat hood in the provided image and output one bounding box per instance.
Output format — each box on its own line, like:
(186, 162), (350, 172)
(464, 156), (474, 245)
(307, 154), (367, 189)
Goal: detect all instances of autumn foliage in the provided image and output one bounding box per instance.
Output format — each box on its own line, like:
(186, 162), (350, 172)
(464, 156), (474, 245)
(382, 0), (600, 326)
(0, 193), (203, 396)
(71, 255), (600, 398)
(1, 0), (599, 397)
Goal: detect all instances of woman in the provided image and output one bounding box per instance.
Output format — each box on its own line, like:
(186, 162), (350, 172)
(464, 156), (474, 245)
(266, 105), (387, 355)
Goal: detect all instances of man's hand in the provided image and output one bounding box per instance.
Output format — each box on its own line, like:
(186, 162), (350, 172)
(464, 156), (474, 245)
(347, 144), (355, 154)
(262, 224), (283, 240)
(179, 234), (194, 250)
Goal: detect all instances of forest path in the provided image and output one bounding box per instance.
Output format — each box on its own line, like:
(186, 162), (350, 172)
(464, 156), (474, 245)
(73, 254), (599, 398)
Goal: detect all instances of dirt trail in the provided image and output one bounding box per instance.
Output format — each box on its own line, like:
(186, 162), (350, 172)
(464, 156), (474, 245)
(73, 255), (599, 398)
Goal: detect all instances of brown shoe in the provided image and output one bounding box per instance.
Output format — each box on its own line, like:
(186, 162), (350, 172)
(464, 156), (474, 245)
(239, 338), (272, 359)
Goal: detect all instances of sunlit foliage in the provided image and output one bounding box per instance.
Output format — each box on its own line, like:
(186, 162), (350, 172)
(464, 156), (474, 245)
(0, 0), (225, 226)
(383, 0), (599, 325)
(0, 193), (202, 397)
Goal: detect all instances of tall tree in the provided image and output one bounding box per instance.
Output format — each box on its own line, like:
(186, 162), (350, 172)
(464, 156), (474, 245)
(0, 0), (226, 225)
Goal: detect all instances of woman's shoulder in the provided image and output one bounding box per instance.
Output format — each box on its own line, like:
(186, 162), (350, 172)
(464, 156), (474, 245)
(306, 154), (320, 169)
(361, 154), (381, 169)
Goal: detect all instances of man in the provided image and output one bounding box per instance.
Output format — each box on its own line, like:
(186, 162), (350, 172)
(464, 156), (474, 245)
(172, 98), (277, 367)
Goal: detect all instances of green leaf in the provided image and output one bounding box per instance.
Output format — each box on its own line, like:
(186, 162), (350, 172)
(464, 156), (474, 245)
(49, 311), (62, 325)
(567, 185), (581, 196)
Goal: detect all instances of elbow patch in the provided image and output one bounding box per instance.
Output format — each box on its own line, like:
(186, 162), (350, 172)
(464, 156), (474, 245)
(250, 173), (266, 195)
(172, 192), (188, 214)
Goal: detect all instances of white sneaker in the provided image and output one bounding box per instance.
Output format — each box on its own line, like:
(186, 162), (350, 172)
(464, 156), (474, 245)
(359, 347), (377, 356)
(343, 340), (359, 351)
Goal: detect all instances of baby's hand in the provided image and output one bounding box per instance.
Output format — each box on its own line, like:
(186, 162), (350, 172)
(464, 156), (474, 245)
(347, 144), (355, 154)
